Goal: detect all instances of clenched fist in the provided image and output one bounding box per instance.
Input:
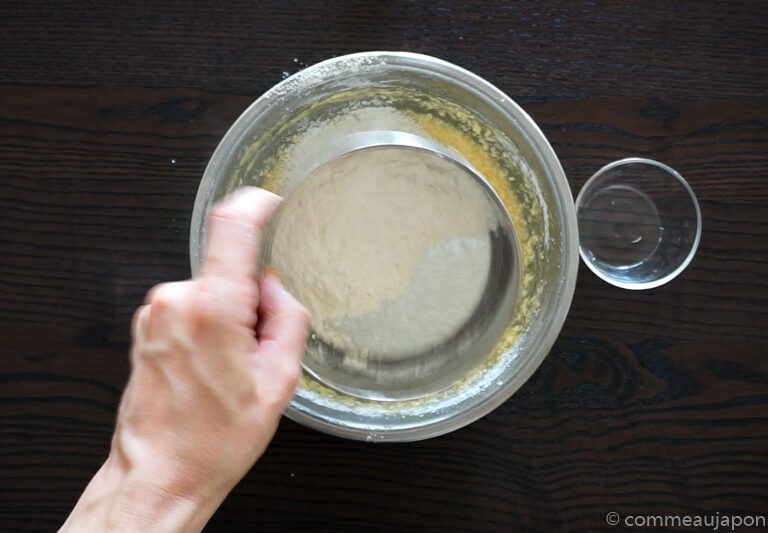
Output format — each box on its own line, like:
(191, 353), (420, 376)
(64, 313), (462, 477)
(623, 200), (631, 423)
(62, 188), (309, 532)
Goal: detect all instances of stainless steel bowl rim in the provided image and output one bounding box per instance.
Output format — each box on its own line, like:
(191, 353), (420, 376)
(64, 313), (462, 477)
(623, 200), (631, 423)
(190, 51), (579, 442)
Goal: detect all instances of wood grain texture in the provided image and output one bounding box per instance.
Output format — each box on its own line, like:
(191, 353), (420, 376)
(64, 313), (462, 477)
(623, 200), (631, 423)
(1, 1), (767, 531)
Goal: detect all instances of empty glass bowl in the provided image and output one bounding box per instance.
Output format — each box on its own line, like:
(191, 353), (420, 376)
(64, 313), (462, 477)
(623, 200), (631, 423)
(575, 158), (702, 289)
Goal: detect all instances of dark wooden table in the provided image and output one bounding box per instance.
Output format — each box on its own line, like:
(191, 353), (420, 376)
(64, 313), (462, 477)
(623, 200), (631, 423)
(2, 2), (767, 531)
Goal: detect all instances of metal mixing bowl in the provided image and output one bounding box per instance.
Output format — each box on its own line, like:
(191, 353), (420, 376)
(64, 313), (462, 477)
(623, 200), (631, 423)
(190, 52), (579, 442)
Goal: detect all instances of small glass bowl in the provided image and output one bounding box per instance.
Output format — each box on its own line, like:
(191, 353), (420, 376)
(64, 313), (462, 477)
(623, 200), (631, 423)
(575, 158), (702, 290)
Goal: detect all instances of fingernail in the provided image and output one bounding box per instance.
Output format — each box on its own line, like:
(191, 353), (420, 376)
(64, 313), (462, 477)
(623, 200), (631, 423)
(269, 272), (293, 299)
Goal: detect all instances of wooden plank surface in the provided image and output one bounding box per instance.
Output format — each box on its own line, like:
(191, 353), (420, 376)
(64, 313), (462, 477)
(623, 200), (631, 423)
(1, 1), (767, 531)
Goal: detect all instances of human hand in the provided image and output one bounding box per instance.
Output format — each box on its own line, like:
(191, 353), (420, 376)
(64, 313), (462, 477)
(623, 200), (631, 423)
(61, 187), (309, 532)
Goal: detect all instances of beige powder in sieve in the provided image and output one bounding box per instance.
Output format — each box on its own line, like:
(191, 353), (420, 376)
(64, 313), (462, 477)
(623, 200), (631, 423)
(270, 146), (496, 357)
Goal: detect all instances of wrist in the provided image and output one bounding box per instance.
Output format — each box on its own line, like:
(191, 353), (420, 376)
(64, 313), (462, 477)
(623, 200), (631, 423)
(61, 452), (222, 533)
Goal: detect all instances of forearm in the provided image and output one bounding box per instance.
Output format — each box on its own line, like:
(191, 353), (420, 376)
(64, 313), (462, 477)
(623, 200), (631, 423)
(60, 453), (221, 533)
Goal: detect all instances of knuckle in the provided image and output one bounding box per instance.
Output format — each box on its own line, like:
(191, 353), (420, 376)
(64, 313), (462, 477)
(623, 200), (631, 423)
(281, 360), (302, 390)
(256, 350), (302, 410)
(264, 378), (299, 412)
(297, 307), (311, 332)
(148, 282), (183, 308)
(131, 304), (150, 340)
(287, 301), (311, 346)
(274, 294), (309, 331)
(272, 358), (302, 402)
(291, 298), (310, 323)
(141, 280), (199, 331)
